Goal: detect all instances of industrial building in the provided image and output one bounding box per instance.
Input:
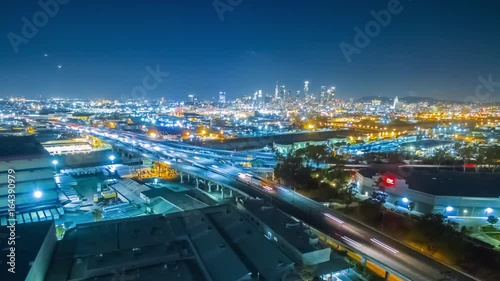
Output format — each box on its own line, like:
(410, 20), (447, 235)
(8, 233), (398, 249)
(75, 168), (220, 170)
(7, 202), (353, 281)
(44, 204), (295, 281)
(0, 220), (56, 281)
(0, 136), (61, 224)
(356, 167), (500, 217)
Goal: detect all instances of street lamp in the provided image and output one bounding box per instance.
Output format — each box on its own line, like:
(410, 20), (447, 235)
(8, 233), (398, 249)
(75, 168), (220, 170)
(33, 190), (43, 199)
(446, 206), (453, 212)
(109, 155), (115, 164)
(52, 159), (58, 172)
(486, 208), (493, 214)
(402, 197), (409, 203)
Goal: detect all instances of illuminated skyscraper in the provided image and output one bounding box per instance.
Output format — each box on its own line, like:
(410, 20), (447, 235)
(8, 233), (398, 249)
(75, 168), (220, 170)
(275, 81), (279, 99)
(280, 85), (286, 100)
(320, 86), (326, 104)
(393, 96), (399, 109)
(304, 81), (309, 100)
(218, 91), (226, 104)
(254, 90), (263, 108)
(327, 86), (335, 104)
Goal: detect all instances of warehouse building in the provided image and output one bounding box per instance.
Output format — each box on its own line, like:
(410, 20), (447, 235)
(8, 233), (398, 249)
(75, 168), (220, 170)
(356, 167), (500, 217)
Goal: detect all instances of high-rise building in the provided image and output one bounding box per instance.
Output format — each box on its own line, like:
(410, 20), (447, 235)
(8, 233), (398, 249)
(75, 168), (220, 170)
(254, 90), (263, 108)
(320, 86), (327, 104)
(304, 81), (309, 100)
(393, 96), (399, 109)
(327, 86), (335, 104)
(218, 91), (226, 104)
(275, 81), (280, 99)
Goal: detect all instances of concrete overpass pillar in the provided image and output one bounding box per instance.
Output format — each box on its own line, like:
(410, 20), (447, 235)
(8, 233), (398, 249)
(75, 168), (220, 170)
(216, 184), (220, 191)
(229, 189), (233, 197)
(384, 271), (390, 280)
(180, 172), (184, 183)
(221, 188), (224, 199)
(187, 174), (190, 181)
(195, 178), (199, 188)
(361, 257), (367, 266)
(208, 182), (212, 192)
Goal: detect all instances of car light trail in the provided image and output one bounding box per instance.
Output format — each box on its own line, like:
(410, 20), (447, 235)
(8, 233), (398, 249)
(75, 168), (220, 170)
(341, 236), (361, 247)
(324, 213), (345, 224)
(370, 238), (399, 254)
(262, 185), (273, 191)
(277, 186), (290, 192)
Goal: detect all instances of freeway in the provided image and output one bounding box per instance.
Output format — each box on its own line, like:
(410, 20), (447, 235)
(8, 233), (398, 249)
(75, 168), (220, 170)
(79, 127), (477, 281)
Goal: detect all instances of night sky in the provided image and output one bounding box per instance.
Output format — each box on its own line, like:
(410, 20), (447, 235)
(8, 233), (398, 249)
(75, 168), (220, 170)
(1, 0), (499, 101)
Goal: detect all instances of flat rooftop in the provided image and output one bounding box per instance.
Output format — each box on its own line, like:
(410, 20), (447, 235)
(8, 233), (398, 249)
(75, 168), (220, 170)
(45, 204), (299, 281)
(207, 206), (294, 281)
(0, 221), (54, 281)
(0, 135), (49, 160)
(241, 199), (320, 254)
(406, 169), (500, 197)
(360, 166), (500, 198)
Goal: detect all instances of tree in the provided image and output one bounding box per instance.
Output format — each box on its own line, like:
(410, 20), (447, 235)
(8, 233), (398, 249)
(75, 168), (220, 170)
(487, 215), (498, 226)
(457, 144), (477, 172)
(432, 148), (452, 170)
(481, 146), (500, 173)
(408, 202), (415, 212)
(92, 209), (103, 222)
(359, 199), (384, 223)
(296, 144), (330, 167)
(296, 265), (318, 281)
(55, 225), (66, 240)
(460, 225), (470, 235)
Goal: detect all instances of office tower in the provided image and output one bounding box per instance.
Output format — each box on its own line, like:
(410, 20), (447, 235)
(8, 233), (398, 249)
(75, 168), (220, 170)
(218, 91), (226, 105)
(188, 94), (195, 103)
(304, 81), (309, 100)
(280, 85), (286, 100)
(320, 86), (326, 104)
(327, 86), (335, 105)
(393, 96), (399, 109)
(296, 90), (301, 101)
(275, 81), (279, 99)
(254, 90), (263, 108)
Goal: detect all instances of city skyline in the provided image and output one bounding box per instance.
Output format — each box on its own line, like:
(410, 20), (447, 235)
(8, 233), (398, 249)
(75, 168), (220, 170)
(1, 0), (500, 100)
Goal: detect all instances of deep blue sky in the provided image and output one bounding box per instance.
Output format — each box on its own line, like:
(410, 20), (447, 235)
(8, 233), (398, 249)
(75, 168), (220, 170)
(1, 0), (499, 101)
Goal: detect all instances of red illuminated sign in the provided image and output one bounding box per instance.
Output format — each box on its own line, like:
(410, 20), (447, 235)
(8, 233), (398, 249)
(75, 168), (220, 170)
(385, 177), (395, 186)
